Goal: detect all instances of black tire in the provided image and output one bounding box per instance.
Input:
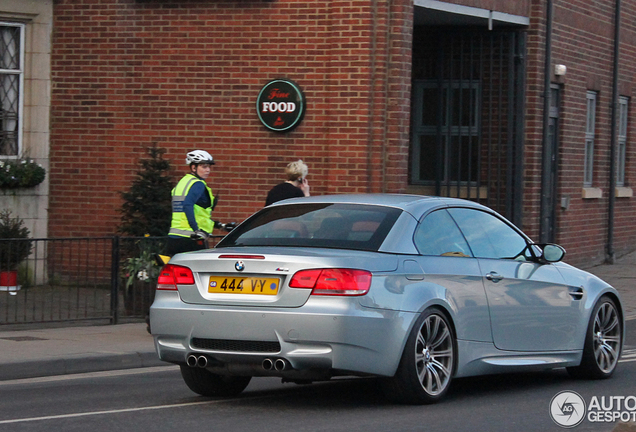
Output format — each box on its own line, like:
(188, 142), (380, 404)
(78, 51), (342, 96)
(180, 365), (252, 397)
(567, 295), (622, 380)
(381, 307), (456, 404)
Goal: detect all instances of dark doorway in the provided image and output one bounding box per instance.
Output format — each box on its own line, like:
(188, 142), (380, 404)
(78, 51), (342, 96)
(411, 28), (526, 225)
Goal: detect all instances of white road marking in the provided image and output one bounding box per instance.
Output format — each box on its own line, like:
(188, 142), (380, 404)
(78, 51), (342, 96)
(2, 348), (635, 424)
(0, 365), (179, 387)
(0, 399), (234, 425)
(619, 349), (636, 362)
(0, 367), (273, 425)
(618, 348), (636, 363)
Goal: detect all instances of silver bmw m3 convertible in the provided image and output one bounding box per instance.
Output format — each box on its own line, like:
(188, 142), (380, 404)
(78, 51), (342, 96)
(150, 194), (624, 404)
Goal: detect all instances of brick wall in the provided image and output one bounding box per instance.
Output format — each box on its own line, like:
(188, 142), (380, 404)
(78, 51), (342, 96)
(50, 0), (636, 267)
(49, 0), (412, 238)
(524, 0), (636, 266)
(521, 0), (547, 245)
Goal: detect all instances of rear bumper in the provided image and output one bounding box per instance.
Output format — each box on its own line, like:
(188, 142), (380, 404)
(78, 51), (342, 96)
(150, 291), (416, 377)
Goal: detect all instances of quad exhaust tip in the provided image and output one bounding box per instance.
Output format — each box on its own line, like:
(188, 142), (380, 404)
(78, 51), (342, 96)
(188, 355), (287, 371)
(262, 358), (274, 371)
(186, 354), (208, 368)
(262, 358), (289, 371)
(274, 359), (288, 371)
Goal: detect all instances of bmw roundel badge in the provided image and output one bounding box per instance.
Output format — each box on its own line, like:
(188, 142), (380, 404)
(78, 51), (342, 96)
(235, 261), (245, 272)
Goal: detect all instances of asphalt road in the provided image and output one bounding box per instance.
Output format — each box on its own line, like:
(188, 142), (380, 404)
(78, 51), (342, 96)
(1, 321), (635, 432)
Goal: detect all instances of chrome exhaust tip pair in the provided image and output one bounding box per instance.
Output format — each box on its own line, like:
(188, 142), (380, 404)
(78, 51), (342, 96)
(262, 358), (289, 371)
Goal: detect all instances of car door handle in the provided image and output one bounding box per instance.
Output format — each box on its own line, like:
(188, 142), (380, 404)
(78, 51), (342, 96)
(485, 272), (504, 282)
(569, 287), (584, 300)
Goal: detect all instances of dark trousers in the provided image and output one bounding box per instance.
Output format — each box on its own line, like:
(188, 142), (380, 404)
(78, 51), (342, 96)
(166, 236), (206, 256)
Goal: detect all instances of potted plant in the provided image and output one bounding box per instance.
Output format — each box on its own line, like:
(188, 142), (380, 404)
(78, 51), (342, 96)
(0, 158), (46, 189)
(0, 210), (33, 293)
(117, 145), (173, 331)
(122, 237), (163, 318)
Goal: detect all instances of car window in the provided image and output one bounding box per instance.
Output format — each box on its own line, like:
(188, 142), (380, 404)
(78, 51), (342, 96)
(216, 203), (402, 252)
(447, 208), (528, 260)
(414, 209), (472, 257)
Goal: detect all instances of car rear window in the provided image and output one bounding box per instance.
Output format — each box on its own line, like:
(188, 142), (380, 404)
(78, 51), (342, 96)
(216, 203), (402, 251)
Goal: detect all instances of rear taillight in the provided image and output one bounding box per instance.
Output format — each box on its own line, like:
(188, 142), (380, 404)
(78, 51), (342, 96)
(289, 268), (372, 296)
(157, 264), (195, 290)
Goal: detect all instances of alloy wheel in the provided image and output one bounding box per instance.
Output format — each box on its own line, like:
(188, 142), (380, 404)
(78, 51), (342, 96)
(593, 301), (621, 373)
(414, 313), (454, 395)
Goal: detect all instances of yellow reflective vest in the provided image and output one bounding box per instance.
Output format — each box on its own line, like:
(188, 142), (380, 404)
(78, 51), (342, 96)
(169, 174), (215, 237)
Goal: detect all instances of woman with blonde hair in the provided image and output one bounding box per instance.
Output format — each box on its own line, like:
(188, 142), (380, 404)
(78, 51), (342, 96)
(265, 159), (310, 206)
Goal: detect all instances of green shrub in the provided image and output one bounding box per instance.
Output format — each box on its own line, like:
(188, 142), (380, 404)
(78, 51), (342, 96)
(0, 158), (46, 189)
(0, 210), (32, 271)
(119, 145), (174, 237)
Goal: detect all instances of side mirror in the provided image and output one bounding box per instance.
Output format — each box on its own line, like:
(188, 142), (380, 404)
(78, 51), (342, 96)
(541, 244), (566, 263)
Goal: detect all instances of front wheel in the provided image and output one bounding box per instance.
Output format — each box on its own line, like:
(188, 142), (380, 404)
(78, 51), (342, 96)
(567, 295), (622, 379)
(381, 307), (456, 404)
(180, 365), (251, 397)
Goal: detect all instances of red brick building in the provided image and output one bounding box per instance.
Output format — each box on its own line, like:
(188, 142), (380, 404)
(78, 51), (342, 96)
(2, 0), (635, 267)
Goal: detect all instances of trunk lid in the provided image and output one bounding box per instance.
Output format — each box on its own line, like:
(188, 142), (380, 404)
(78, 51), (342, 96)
(168, 247), (398, 307)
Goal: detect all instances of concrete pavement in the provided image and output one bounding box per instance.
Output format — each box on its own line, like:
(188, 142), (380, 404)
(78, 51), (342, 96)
(0, 323), (163, 381)
(0, 251), (635, 381)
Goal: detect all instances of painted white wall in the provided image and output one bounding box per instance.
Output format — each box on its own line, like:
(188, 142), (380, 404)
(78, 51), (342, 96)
(0, 0), (52, 241)
(1, 1), (52, 285)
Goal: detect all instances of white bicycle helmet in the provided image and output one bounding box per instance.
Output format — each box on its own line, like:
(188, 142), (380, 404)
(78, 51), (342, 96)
(185, 150), (215, 165)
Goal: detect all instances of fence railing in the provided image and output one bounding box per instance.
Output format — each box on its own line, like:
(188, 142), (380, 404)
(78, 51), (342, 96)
(0, 235), (222, 326)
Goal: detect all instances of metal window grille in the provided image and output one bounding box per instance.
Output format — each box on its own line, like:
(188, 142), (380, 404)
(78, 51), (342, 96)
(0, 22), (23, 157)
(411, 30), (526, 224)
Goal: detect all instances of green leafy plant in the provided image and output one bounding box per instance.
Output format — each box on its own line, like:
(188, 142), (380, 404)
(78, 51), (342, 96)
(0, 210), (33, 271)
(0, 158), (46, 189)
(122, 240), (162, 291)
(119, 145), (174, 237)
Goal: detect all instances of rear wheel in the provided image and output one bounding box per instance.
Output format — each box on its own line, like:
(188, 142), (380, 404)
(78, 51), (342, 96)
(180, 365), (251, 397)
(567, 295), (622, 379)
(382, 307), (456, 404)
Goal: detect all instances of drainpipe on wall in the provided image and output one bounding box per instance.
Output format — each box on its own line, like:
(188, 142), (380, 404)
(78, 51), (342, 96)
(607, 0), (621, 264)
(367, 0), (379, 193)
(380, 0), (393, 193)
(539, 0), (553, 244)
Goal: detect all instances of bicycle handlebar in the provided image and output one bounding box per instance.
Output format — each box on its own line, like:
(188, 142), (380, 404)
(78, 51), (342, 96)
(212, 221), (237, 232)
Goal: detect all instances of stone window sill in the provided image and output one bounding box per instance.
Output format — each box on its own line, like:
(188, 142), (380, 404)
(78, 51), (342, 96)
(616, 187), (633, 198)
(582, 187), (603, 199)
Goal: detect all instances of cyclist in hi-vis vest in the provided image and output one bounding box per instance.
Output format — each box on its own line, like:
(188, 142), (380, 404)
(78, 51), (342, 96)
(167, 150), (217, 256)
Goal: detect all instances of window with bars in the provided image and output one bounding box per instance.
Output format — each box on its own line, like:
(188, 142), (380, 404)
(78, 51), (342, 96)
(411, 80), (480, 185)
(584, 91), (597, 187)
(0, 22), (23, 157)
(618, 96), (628, 187)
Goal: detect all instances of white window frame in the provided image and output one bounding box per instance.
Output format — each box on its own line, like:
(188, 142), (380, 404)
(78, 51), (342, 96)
(584, 91), (597, 187)
(0, 21), (25, 158)
(618, 96), (628, 187)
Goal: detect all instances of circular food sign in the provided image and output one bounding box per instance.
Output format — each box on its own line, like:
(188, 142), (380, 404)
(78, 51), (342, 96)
(256, 79), (305, 132)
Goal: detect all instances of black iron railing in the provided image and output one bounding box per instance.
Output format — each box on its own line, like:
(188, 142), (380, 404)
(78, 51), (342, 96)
(0, 235), (222, 326)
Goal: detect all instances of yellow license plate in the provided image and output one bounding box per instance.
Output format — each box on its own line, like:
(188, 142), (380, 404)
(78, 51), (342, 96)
(208, 276), (280, 295)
